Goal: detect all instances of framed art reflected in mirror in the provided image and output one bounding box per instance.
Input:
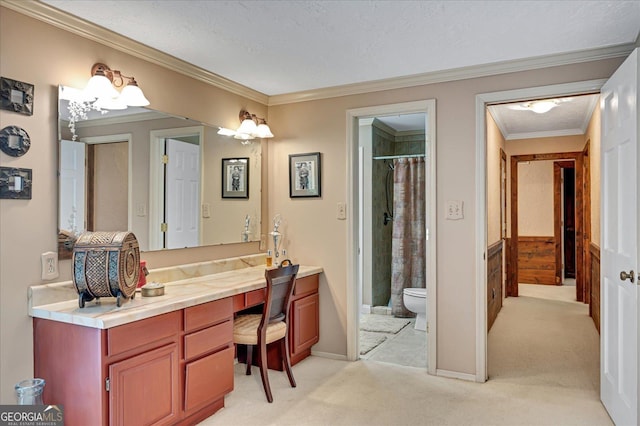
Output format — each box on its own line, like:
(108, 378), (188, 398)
(222, 157), (249, 198)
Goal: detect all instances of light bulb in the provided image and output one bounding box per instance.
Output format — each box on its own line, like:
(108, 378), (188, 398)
(529, 100), (557, 114)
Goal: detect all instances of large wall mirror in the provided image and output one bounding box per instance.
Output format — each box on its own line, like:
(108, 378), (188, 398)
(57, 86), (262, 257)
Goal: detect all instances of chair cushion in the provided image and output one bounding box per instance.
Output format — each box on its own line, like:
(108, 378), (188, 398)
(233, 314), (287, 345)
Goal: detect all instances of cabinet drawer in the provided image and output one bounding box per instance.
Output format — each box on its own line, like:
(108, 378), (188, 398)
(108, 311), (181, 357)
(245, 288), (265, 307)
(233, 293), (245, 312)
(233, 289), (266, 312)
(184, 319), (232, 361)
(185, 297), (232, 332)
(293, 274), (319, 298)
(184, 346), (234, 413)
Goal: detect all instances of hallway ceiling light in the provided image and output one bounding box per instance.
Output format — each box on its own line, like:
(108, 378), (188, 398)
(508, 99), (562, 114)
(217, 109), (275, 142)
(82, 62), (149, 108)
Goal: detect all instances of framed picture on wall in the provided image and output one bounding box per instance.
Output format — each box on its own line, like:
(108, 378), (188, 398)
(0, 77), (34, 116)
(289, 152), (321, 198)
(222, 157), (249, 198)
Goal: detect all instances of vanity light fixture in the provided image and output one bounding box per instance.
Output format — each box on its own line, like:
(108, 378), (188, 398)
(83, 63), (149, 108)
(217, 109), (274, 143)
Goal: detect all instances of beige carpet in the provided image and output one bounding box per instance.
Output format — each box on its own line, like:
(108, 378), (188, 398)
(200, 287), (612, 426)
(489, 291), (599, 390)
(519, 282), (580, 304)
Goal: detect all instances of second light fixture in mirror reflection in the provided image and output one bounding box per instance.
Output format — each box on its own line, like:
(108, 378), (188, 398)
(58, 86), (263, 253)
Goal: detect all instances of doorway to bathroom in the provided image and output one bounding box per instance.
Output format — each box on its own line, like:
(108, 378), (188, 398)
(346, 100), (437, 373)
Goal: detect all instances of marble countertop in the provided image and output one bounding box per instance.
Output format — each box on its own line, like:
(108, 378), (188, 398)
(29, 264), (322, 330)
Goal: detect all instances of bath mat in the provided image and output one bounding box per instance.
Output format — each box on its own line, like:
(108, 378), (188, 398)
(360, 314), (411, 334)
(359, 331), (387, 355)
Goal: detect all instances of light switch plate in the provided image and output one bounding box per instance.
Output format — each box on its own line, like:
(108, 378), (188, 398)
(445, 200), (464, 220)
(135, 203), (147, 217)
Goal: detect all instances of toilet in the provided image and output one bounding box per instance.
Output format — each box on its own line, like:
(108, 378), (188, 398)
(403, 287), (427, 331)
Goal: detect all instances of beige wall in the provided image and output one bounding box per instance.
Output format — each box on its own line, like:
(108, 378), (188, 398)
(517, 161), (555, 236)
(0, 5), (624, 401)
(93, 141), (128, 230)
(486, 112), (505, 244)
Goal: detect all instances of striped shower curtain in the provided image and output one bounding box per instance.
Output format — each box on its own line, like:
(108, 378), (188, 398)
(390, 157), (426, 317)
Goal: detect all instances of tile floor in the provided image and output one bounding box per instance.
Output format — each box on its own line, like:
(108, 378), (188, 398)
(359, 314), (427, 369)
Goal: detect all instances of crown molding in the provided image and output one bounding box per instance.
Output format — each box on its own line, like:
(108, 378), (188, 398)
(268, 44), (634, 106)
(507, 128), (586, 141)
(2, 0), (269, 105)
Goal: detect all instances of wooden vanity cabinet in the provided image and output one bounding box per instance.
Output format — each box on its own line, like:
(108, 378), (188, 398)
(32, 273), (320, 424)
(34, 311), (182, 426)
(289, 274), (320, 365)
(33, 298), (235, 426)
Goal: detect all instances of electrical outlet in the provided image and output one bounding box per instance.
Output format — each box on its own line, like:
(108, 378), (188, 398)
(41, 252), (59, 280)
(337, 202), (346, 220)
(202, 203), (211, 218)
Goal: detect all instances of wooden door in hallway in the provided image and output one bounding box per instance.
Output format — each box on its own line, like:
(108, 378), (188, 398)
(509, 153), (585, 296)
(563, 167), (576, 278)
(554, 161), (577, 284)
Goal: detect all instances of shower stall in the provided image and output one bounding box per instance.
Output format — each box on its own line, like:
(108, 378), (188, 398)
(366, 117), (426, 316)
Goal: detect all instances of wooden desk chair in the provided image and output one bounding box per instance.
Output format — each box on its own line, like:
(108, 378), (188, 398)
(233, 263), (299, 402)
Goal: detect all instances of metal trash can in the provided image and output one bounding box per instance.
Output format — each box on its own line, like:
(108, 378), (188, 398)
(15, 378), (45, 405)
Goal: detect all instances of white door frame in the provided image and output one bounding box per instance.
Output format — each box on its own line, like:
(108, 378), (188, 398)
(346, 100), (437, 374)
(474, 79), (606, 382)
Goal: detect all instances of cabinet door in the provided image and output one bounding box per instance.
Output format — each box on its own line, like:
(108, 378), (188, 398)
(290, 293), (319, 356)
(184, 346), (234, 414)
(109, 343), (179, 426)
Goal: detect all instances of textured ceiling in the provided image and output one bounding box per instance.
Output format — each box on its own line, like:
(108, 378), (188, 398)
(38, 0), (640, 137)
(41, 0), (640, 96)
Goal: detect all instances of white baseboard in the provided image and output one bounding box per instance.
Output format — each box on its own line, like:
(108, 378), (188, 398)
(311, 350), (348, 361)
(361, 304), (371, 314)
(436, 369), (476, 382)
